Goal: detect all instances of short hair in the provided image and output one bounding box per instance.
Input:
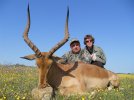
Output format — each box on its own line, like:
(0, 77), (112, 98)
(84, 34), (95, 45)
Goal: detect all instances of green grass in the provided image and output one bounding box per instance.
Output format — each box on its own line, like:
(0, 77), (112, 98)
(0, 65), (134, 100)
(0, 65), (38, 100)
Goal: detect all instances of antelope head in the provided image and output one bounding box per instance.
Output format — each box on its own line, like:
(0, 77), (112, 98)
(21, 5), (69, 88)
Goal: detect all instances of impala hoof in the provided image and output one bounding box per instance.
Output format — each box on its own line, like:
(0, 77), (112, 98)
(38, 83), (50, 89)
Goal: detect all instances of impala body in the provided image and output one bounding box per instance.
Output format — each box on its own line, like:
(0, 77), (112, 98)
(22, 5), (119, 96)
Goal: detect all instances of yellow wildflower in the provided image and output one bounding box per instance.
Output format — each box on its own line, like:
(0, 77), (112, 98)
(82, 97), (85, 100)
(22, 97), (26, 99)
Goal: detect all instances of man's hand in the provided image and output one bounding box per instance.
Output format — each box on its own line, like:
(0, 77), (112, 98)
(91, 53), (96, 61)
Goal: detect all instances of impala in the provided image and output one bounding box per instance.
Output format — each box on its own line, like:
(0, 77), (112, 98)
(21, 5), (119, 97)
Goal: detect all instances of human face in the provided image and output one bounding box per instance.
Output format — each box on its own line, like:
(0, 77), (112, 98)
(70, 42), (81, 54)
(85, 38), (93, 48)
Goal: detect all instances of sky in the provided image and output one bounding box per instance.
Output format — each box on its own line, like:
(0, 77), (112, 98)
(0, 0), (134, 73)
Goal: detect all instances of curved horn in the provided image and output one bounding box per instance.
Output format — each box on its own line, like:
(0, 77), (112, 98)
(48, 7), (70, 57)
(23, 4), (42, 58)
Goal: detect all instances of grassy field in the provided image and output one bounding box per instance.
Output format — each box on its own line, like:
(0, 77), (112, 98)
(0, 65), (134, 100)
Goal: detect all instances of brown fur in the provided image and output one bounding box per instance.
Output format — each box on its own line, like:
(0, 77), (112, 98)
(22, 52), (119, 95)
(22, 6), (119, 96)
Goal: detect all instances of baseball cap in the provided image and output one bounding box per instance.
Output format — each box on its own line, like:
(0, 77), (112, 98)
(70, 38), (80, 45)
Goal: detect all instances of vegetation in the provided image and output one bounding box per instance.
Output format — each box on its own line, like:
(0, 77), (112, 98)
(0, 64), (38, 100)
(0, 64), (134, 100)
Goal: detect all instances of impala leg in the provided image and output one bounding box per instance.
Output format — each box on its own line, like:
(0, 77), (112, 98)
(59, 85), (83, 96)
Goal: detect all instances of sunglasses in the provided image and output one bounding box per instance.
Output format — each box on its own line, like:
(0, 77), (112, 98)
(85, 40), (93, 43)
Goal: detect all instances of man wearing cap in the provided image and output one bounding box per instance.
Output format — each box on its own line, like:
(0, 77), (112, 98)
(59, 38), (91, 64)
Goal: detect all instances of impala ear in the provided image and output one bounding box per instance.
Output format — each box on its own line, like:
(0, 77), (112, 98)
(20, 54), (36, 60)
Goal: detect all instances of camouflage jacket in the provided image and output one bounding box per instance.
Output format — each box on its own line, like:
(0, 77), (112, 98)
(60, 50), (92, 64)
(82, 45), (106, 65)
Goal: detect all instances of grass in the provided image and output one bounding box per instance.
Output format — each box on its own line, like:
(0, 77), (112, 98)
(0, 64), (134, 100)
(0, 65), (38, 100)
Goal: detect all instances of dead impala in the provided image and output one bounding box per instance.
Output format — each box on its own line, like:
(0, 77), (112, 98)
(21, 5), (119, 96)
